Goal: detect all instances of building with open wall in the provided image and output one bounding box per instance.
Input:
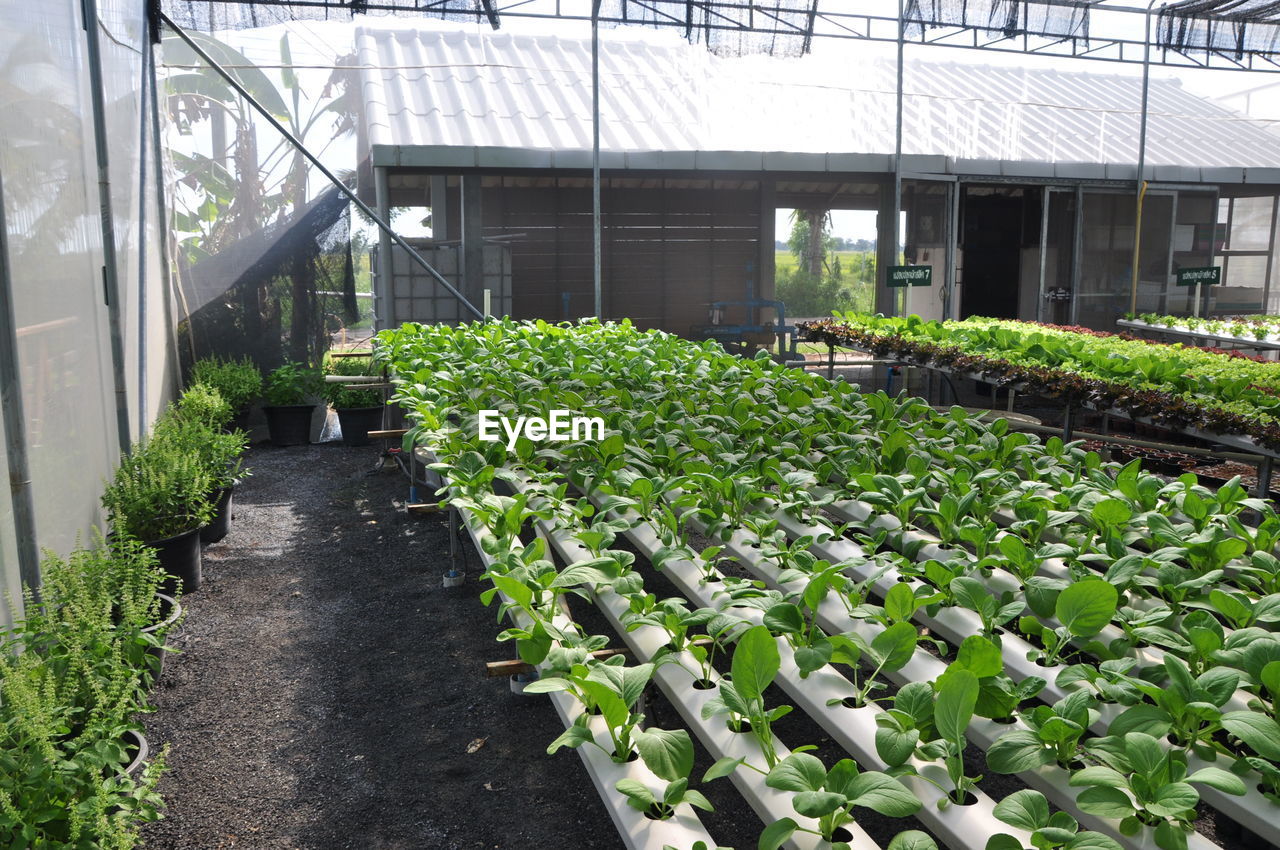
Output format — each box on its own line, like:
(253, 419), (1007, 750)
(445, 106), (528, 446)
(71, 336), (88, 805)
(355, 25), (1280, 334)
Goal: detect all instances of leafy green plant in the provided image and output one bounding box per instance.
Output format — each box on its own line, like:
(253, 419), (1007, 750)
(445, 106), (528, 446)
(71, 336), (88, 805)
(615, 775), (713, 820)
(950, 576), (1023, 637)
(1068, 732), (1244, 850)
(1056, 658), (1145, 706)
(988, 690), (1099, 773)
(986, 790), (1122, 850)
(1019, 579), (1118, 667)
(759, 752), (922, 848)
(702, 625), (789, 768)
(532, 660), (653, 761)
(761, 560), (860, 678)
(171, 382), (233, 430)
(262, 362), (322, 406)
(824, 621), (918, 708)
(874, 672), (982, 807)
(101, 437), (215, 542)
(153, 397), (248, 492)
(0, 541), (171, 847)
(189, 355), (262, 413)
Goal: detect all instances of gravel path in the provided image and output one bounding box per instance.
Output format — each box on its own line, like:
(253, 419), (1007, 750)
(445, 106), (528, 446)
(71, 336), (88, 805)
(141, 442), (617, 850)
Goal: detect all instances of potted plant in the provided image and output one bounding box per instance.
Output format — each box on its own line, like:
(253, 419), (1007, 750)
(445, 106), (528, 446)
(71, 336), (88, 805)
(189, 355), (262, 429)
(0, 541), (169, 844)
(24, 534), (180, 689)
(159, 385), (249, 543)
(261, 362), (323, 446)
(101, 436), (214, 594)
(323, 354), (385, 447)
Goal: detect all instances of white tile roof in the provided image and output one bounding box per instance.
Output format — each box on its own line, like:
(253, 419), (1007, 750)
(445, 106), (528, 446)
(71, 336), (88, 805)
(355, 24), (1280, 177)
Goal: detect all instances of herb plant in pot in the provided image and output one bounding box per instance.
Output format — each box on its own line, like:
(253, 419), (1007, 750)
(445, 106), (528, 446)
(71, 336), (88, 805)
(262, 362), (323, 446)
(189, 355), (262, 430)
(160, 385), (250, 543)
(101, 437), (214, 594)
(155, 416), (248, 545)
(23, 534), (181, 692)
(323, 355), (384, 447)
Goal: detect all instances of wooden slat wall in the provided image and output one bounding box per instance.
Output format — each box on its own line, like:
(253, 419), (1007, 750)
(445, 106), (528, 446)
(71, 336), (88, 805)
(483, 180), (760, 337)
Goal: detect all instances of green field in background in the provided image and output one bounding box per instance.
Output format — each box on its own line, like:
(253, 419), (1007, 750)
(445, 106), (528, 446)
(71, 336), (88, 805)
(775, 250), (870, 273)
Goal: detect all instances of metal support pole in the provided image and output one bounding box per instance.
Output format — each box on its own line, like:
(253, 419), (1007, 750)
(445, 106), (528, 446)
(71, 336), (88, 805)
(1037, 187), (1051, 323)
(374, 166), (393, 330)
(1062, 406), (1075, 442)
(137, 38), (151, 432)
(138, 39), (150, 427)
(944, 181), (959, 320)
(159, 12), (482, 321)
(1129, 0), (1161, 317)
(0, 177), (42, 598)
(84, 0), (132, 452)
(1070, 184), (1084, 325)
(827, 342), (835, 381)
(148, 36), (181, 401)
(891, 0), (905, 317)
(591, 0), (603, 319)
(1258, 455), (1274, 500)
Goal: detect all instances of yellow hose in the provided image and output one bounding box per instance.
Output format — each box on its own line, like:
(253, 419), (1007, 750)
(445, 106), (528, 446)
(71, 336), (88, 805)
(1128, 181), (1149, 316)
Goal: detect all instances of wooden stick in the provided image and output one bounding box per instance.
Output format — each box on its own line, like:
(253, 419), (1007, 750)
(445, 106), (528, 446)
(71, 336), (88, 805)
(406, 503), (443, 514)
(368, 428), (408, 438)
(484, 645), (633, 678)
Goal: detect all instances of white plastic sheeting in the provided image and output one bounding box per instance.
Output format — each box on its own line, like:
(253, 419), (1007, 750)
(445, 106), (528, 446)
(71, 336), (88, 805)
(0, 0), (175, 622)
(356, 24), (1280, 174)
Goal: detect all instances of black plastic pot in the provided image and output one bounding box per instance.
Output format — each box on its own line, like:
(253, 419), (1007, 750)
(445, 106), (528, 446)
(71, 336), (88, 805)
(148, 527), (202, 595)
(201, 486), (234, 544)
(263, 404), (315, 446)
(336, 406), (383, 447)
(229, 407), (251, 433)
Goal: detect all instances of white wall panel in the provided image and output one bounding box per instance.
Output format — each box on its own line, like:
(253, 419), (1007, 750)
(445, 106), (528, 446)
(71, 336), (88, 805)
(0, 0), (174, 607)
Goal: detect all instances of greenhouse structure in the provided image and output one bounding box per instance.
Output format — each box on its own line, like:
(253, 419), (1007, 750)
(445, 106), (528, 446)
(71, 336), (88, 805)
(16, 0), (1280, 849)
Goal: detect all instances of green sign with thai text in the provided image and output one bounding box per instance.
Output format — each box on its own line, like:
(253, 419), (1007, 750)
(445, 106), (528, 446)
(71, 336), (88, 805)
(888, 265), (933, 288)
(1176, 266), (1220, 287)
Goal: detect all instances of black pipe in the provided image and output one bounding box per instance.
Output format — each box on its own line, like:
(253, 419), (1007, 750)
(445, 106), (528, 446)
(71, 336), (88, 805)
(0, 176), (43, 598)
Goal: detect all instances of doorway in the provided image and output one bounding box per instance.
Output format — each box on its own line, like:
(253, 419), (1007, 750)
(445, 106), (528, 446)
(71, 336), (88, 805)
(960, 188), (1027, 320)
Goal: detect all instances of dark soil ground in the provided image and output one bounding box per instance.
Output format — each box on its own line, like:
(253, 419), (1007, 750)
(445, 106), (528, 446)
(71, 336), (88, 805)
(141, 441), (625, 850)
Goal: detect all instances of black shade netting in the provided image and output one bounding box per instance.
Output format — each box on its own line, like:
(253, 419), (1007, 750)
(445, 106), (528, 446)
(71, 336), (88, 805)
(1158, 0), (1280, 58)
(160, 0), (827, 57)
(903, 0), (1090, 41)
(175, 185), (364, 377)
